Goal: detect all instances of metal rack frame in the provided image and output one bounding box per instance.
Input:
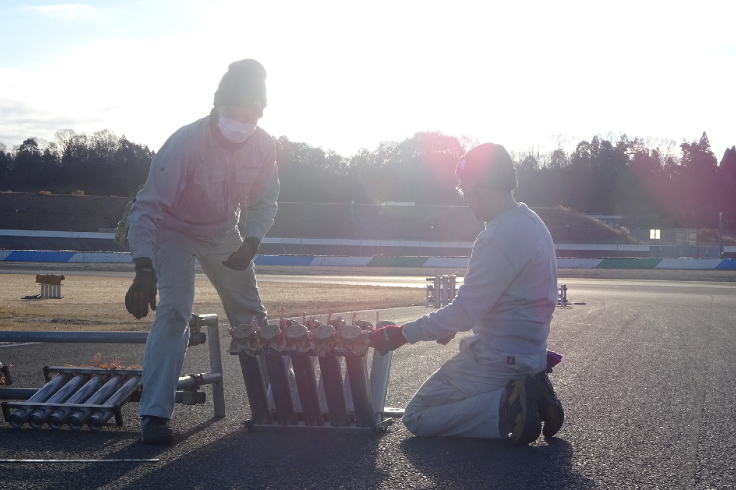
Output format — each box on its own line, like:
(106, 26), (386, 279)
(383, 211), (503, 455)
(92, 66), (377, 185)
(0, 313), (224, 430)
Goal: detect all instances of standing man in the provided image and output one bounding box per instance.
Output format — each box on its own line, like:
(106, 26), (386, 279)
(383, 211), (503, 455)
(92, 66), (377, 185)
(125, 59), (279, 444)
(370, 143), (563, 445)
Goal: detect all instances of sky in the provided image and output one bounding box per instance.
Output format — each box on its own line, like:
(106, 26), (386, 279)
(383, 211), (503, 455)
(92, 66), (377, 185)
(1, 0), (735, 161)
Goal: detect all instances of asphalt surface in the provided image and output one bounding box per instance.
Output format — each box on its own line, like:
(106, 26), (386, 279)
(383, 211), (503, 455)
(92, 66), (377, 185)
(1, 269), (735, 489)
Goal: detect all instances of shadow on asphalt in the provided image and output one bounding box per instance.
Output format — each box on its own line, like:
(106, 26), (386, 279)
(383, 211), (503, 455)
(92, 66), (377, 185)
(118, 425), (392, 489)
(0, 417), (225, 489)
(399, 435), (595, 489)
(105, 428), (597, 489)
(0, 427), (160, 489)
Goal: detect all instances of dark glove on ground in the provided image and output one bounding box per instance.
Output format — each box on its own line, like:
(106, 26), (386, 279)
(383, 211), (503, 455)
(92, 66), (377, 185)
(222, 237), (261, 271)
(369, 324), (407, 355)
(125, 257), (157, 319)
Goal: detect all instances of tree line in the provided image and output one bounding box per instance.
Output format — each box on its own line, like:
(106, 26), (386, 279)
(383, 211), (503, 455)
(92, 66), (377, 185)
(0, 129), (153, 197)
(1, 129), (734, 229)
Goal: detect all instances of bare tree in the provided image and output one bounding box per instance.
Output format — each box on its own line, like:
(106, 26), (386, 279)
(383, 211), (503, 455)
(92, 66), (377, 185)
(54, 129), (76, 158)
(457, 134), (480, 153)
(90, 129), (120, 163)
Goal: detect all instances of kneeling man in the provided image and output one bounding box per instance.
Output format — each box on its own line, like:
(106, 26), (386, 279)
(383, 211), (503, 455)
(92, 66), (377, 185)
(370, 143), (563, 445)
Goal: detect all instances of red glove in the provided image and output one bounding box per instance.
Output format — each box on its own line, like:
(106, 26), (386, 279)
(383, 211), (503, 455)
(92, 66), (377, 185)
(369, 324), (407, 355)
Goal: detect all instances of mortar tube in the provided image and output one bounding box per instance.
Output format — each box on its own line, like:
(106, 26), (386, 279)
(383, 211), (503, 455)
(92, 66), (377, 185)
(369, 349), (393, 425)
(48, 375), (107, 430)
(87, 375), (142, 431)
(67, 375), (123, 431)
(344, 355), (376, 428)
(28, 374), (88, 429)
(8, 374), (68, 428)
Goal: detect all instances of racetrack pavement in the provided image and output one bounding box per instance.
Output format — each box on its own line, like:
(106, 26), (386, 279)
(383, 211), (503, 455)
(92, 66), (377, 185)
(0, 271), (735, 489)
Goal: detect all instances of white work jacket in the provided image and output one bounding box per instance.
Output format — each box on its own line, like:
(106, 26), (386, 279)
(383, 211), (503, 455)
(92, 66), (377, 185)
(128, 113), (279, 260)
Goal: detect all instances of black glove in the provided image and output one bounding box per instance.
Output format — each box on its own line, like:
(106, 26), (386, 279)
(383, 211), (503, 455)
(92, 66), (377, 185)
(369, 324), (407, 355)
(222, 237), (261, 271)
(125, 257), (157, 319)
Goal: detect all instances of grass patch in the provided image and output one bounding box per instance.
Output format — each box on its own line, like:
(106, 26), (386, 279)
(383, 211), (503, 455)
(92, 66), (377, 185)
(0, 274), (423, 331)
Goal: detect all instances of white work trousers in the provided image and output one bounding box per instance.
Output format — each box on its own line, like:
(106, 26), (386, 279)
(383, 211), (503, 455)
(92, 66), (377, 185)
(402, 336), (547, 438)
(139, 228), (267, 419)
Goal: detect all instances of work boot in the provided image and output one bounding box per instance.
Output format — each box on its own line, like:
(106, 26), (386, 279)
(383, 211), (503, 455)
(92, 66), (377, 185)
(140, 416), (173, 445)
(498, 376), (542, 446)
(536, 372), (564, 438)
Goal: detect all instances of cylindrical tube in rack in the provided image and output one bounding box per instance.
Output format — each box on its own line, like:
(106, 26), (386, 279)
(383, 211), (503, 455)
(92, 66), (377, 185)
(47, 374), (107, 430)
(28, 374), (88, 429)
(285, 322), (311, 352)
(67, 375), (124, 431)
(259, 322), (285, 351)
(87, 375), (143, 431)
(345, 355), (375, 428)
(9, 374), (68, 428)
(312, 322), (336, 357)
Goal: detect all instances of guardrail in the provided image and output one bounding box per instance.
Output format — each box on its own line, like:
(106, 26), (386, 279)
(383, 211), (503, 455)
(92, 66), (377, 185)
(1, 229), (735, 265)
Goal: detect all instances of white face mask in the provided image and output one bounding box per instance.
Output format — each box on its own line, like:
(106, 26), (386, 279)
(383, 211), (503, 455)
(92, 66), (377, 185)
(218, 114), (257, 143)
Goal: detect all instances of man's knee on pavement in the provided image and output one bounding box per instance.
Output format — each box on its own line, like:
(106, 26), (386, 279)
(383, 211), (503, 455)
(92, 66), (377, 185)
(402, 406), (420, 435)
(402, 405), (438, 436)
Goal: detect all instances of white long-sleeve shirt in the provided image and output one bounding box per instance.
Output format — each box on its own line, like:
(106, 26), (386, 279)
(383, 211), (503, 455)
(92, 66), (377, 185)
(402, 203), (557, 354)
(127, 113), (279, 260)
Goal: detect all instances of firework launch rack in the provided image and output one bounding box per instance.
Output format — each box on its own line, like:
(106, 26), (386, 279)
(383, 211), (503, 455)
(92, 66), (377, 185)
(0, 313), (224, 431)
(235, 343), (402, 433)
